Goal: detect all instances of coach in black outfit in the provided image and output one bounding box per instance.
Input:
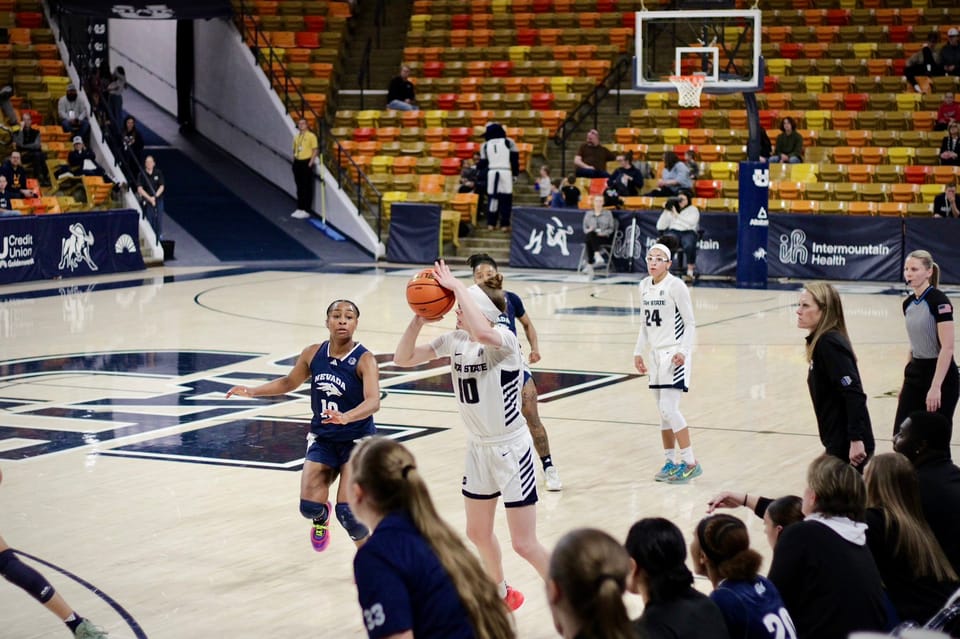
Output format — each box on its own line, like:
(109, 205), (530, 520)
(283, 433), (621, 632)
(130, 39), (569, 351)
(894, 411), (960, 575)
(767, 455), (888, 639)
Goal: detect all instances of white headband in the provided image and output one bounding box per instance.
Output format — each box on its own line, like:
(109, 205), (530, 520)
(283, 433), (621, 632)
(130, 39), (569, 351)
(648, 243), (672, 259)
(467, 284), (504, 322)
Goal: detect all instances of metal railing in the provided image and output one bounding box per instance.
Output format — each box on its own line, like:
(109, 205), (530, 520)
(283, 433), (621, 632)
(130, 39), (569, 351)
(232, 2), (387, 238)
(552, 55), (634, 176)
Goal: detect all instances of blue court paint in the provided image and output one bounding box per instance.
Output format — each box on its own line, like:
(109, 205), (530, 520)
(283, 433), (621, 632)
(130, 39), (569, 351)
(16, 551), (148, 639)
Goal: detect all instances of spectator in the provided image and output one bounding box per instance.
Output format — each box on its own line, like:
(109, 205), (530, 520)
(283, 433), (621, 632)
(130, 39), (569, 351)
(548, 528), (641, 639)
(386, 64), (417, 111)
(690, 514), (798, 639)
(939, 121), (960, 166)
(582, 194), (615, 270)
(458, 151), (479, 194)
(137, 155), (166, 240)
(684, 149), (700, 180)
(535, 164), (552, 205)
(291, 117), (318, 219)
(121, 116), (145, 164)
(625, 517), (731, 639)
(12, 113), (50, 187)
(561, 173), (581, 208)
(768, 455), (889, 638)
(57, 84), (90, 143)
(574, 129), (616, 178)
(770, 116), (803, 164)
(0, 151), (38, 198)
(66, 137), (105, 177)
(934, 182), (959, 218)
(106, 66), (126, 126)
(935, 92), (959, 131)
(0, 174), (23, 213)
(893, 411), (960, 574)
(656, 190), (700, 282)
(941, 28), (960, 77)
(646, 151), (692, 197)
(905, 31), (944, 93)
(758, 128), (772, 162)
(609, 152), (643, 197)
(548, 177), (565, 208)
(632, 155), (656, 181)
(863, 452), (958, 625)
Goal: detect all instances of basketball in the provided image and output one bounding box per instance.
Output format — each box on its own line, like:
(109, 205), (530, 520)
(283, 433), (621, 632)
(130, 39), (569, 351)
(406, 269), (456, 320)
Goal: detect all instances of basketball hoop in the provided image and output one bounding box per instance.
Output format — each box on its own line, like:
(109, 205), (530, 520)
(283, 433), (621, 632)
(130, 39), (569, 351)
(669, 75), (706, 108)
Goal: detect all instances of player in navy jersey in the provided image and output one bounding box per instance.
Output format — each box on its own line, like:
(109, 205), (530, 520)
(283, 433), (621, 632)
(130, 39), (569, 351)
(896, 249), (958, 440)
(348, 437), (515, 639)
(226, 300), (380, 551)
(691, 514), (797, 639)
(394, 260), (551, 612)
(468, 253), (563, 491)
(633, 240), (702, 484)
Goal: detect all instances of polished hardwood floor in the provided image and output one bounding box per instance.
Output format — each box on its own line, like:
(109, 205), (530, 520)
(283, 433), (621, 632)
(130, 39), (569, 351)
(1, 264), (952, 638)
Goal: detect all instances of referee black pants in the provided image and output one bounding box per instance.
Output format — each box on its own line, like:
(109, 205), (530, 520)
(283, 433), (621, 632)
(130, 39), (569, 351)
(894, 357), (959, 441)
(293, 158), (314, 212)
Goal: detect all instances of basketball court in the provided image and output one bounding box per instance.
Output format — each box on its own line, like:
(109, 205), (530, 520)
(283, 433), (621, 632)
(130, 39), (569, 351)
(1, 259), (949, 638)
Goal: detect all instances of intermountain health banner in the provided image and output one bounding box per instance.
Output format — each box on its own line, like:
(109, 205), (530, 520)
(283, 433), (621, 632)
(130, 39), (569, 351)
(767, 214), (902, 282)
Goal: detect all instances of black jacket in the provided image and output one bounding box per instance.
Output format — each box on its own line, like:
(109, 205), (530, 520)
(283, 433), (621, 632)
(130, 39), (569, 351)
(915, 452), (960, 575)
(806, 331), (875, 460)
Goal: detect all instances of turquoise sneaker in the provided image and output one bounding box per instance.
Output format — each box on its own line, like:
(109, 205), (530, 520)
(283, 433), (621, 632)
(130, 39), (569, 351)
(654, 460), (680, 482)
(74, 620), (109, 639)
(667, 462), (703, 484)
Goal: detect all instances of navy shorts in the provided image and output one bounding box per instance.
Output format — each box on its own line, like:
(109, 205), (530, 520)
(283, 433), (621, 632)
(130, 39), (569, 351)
(305, 434), (357, 468)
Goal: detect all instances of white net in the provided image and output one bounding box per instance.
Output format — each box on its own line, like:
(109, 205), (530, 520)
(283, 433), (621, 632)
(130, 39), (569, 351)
(669, 75), (706, 108)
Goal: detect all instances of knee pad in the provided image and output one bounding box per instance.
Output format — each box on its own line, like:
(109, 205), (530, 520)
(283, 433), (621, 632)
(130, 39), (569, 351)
(335, 503), (369, 541)
(299, 499), (329, 521)
(0, 549), (56, 603)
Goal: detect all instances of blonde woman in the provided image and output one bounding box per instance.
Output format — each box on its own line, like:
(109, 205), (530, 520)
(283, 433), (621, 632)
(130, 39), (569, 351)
(796, 283), (875, 469)
(348, 437), (515, 639)
(864, 452), (958, 624)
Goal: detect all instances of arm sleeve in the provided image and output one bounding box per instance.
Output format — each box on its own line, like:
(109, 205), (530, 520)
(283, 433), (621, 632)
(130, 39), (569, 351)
(674, 162), (692, 189)
(508, 292), (526, 320)
(672, 278), (696, 357)
(655, 209), (670, 231)
(583, 212), (596, 233)
(354, 549), (413, 638)
(927, 289), (954, 323)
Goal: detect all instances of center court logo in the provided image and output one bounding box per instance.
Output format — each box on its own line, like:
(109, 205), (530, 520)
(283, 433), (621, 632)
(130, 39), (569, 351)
(779, 229), (809, 265)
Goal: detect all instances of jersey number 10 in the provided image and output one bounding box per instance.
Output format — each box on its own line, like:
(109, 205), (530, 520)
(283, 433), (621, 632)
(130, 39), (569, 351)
(457, 378), (480, 404)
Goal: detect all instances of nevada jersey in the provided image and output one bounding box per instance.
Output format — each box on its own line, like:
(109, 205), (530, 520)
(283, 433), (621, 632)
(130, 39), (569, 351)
(711, 576), (797, 639)
(430, 327), (526, 440)
(634, 272), (696, 358)
(309, 341), (375, 441)
(501, 290), (525, 336)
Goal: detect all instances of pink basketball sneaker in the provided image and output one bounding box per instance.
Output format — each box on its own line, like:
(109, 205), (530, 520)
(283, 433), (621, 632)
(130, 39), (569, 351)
(310, 502), (332, 552)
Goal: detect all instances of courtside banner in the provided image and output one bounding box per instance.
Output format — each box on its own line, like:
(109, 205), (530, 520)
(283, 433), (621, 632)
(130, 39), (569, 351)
(736, 161), (770, 288)
(0, 209), (144, 284)
(904, 218), (960, 284)
(697, 212), (739, 277)
(609, 211), (657, 273)
(768, 214), (902, 281)
(510, 207), (584, 270)
(386, 204), (441, 265)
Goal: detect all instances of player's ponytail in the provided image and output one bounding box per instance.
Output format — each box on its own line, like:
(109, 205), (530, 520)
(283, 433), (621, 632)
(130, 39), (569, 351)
(695, 514), (762, 582)
(350, 438), (515, 639)
(549, 528), (637, 639)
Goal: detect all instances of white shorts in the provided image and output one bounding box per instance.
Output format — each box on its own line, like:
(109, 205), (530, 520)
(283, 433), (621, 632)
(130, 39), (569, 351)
(462, 430), (538, 507)
(647, 347), (691, 391)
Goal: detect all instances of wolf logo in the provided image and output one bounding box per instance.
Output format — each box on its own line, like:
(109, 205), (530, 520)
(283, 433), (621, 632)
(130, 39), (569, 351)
(316, 381), (343, 397)
(59, 223), (98, 272)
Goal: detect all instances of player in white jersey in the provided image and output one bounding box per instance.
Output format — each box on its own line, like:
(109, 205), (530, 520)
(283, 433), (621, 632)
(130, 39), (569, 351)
(393, 260), (550, 612)
(633, 241), (702, 484)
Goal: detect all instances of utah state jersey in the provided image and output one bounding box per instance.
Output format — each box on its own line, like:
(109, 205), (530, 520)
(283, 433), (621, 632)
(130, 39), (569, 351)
(309, 341), (375, 441)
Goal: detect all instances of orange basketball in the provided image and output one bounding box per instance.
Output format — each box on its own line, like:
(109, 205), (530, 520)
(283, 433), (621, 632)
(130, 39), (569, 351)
(406, 269), (456, 320)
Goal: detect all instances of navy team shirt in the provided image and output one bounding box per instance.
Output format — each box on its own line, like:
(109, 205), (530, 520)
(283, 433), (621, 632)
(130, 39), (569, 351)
(710, 576), (797, 639)
(309, 341), (375, 441)
(353, 512), (475, 639)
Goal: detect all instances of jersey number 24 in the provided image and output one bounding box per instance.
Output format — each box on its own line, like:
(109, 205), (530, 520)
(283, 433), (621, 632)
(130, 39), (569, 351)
(644, 308), (662, 327)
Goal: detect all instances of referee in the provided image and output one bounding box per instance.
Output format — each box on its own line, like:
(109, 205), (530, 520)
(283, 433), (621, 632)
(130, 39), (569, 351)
(291, 117), (318, 219)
